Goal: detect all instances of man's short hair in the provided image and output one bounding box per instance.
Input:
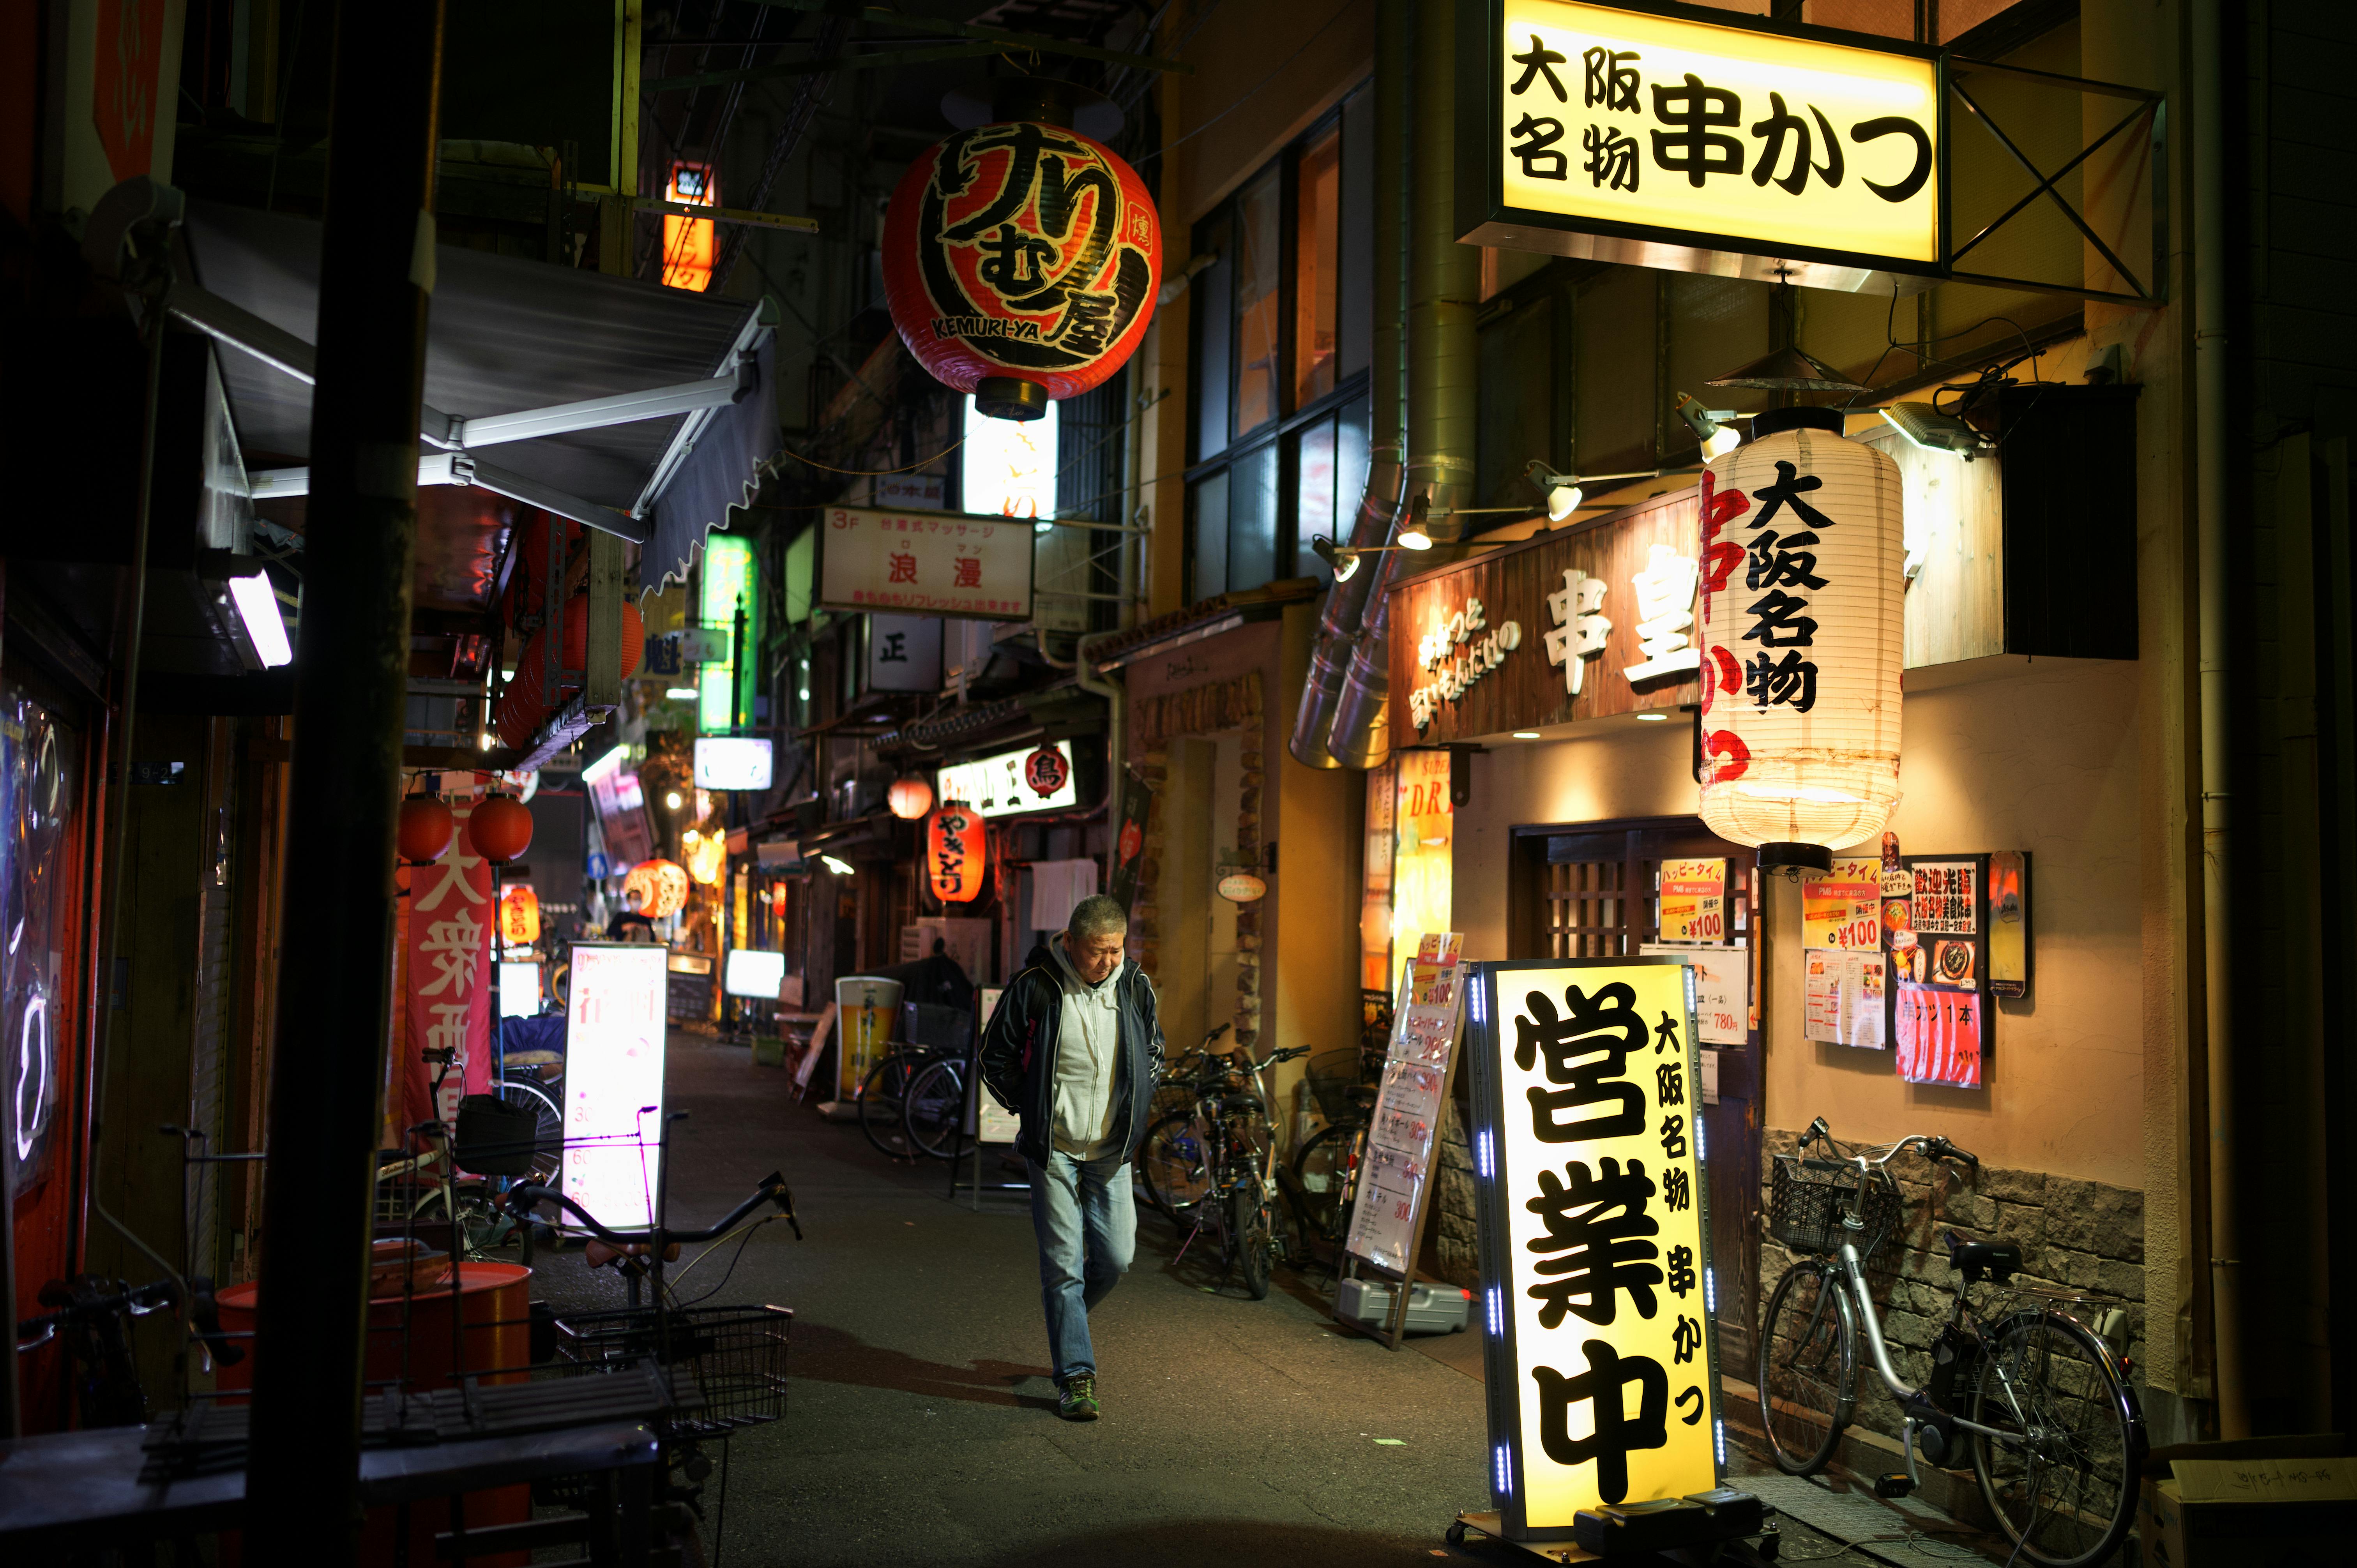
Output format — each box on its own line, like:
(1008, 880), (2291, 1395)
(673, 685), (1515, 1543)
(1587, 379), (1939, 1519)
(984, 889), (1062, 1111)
(1067, 894), (1128, 944)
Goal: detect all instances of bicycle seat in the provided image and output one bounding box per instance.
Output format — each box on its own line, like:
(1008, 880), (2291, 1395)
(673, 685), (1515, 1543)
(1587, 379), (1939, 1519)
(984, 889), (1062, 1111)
(1944, 1231), (2023, 1281)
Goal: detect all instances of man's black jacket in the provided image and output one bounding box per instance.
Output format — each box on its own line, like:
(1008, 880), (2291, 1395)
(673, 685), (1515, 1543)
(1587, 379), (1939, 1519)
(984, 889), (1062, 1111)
(977, 957), (1163, 1167)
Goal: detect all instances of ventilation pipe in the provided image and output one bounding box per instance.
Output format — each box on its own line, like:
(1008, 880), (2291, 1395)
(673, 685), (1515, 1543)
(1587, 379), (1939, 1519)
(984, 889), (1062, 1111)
(1289, 0), (1410, 768)
(1327, 0), (1480, 769)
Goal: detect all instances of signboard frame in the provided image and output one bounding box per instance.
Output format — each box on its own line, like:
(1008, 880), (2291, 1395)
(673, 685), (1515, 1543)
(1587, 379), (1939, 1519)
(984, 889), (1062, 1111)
(1455, 0), (1950, 295)
(560, 941), (670, 1234)
(1463, 955), (1726, 1543)
(815, 505), (1039, 623)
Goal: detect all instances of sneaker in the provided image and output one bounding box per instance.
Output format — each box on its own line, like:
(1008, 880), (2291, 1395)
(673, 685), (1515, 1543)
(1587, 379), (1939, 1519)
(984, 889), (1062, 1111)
(1057, 1373), (1100, 1421)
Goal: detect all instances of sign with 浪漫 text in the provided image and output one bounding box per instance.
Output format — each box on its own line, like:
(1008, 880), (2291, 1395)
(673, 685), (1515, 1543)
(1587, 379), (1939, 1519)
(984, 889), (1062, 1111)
(818, 506), (1036, 622)
(1463, 0), (1942, 284)
(1469, 958), (1721, 1540)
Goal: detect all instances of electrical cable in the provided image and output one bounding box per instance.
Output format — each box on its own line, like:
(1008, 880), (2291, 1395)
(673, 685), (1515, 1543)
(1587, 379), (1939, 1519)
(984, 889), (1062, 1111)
(778, 438), (966, 477)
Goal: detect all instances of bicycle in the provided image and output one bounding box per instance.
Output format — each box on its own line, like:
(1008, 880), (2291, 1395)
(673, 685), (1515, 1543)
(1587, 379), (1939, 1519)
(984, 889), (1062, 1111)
(1141, 1043), (1309, 1299)
(858, 1039), (963, 1159)
(1291, 1046), (1378, 1261)
(16, 1274), (243, 1429)
(1134, 1024), (1235, 1217)
(1756, 1118), (2146, 1568)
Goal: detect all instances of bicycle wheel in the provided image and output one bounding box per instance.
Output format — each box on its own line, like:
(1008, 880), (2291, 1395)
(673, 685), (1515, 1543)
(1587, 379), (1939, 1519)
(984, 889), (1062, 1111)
(904, 1059), (973, 1160)
(1233, 1183), (1272, 1300)
(1970, 1311), (2143, 1568)
(495, 1077), (563, 1185)
(859, 1052), (917, 1158)
(1756, 1260), (1857, 1474)
(1139, 1111), (1212, 1215)
(1292, 1121), (1366, 1248)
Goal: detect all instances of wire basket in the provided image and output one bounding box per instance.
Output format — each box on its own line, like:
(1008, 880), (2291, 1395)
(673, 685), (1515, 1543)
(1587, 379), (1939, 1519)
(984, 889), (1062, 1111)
(1304, 1047), (1375, 1125)
(554, 1304), (791, 1438)
(1767, 1155), (1902, 1260)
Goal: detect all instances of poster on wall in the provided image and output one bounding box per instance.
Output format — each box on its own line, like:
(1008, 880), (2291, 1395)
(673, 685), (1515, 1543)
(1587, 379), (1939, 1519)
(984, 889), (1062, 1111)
(1343, 933), (1466, 1277)
(1655, 858), (1726, 943)
(1802, 857), (1882, 951)
(1895, 982), (1982, 1087)
(1637, 942), (1747, 1046)
(1802, 948), (1888, 1050)
(1880, 850), (1994, 1086)
(1465, 957), (1723, 1538)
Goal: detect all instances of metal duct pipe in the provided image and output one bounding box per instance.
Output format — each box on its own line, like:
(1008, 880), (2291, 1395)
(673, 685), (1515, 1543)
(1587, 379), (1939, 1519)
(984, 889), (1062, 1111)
(1289, 0), (1410, 768)
(1328, 0), (1479, 769)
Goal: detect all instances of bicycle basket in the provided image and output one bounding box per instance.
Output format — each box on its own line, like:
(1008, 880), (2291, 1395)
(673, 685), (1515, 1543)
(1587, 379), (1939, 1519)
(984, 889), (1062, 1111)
(453, 1093), (542, 1177)
(1767, 1155), (1902, 1259)
(1304, 1047), (1371, 1124)
(555, 1305), (791, 1438)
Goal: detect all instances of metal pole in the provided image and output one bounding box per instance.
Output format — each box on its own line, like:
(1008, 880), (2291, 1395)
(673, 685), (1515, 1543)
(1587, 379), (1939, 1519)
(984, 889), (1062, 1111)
(246, 3), (445, 1554)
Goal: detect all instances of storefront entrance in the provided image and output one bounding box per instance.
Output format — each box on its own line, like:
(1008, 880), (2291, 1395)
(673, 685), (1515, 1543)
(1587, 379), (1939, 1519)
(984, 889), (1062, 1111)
(1507, 814), (1765, 1368)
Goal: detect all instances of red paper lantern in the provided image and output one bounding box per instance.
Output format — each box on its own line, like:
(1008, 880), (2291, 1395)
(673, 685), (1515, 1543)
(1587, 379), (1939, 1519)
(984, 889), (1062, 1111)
(499, 886), (542, 946)
(927, 803), (987, 904)
(560, 593), (646, 680)
(495, 596), (646, 748)
(881, 121), (1160, 418)
(466, 794), (534, 865)
(625, 858), (691, 919)
(1023, 743), (1069, 798)
(398, 796), (454, 865)
(888, 775), (935, 821)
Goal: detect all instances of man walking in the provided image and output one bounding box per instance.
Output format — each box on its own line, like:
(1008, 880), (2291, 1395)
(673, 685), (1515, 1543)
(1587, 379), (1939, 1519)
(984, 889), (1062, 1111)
(978, 894), (1162, 1421)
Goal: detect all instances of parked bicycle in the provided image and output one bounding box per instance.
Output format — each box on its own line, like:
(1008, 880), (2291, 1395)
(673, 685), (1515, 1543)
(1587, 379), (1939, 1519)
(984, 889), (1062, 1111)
(1291, 1046), (1378, 1259)
(1140, 1042), (1308, 1299)
(16, 1273), (242, 1429)
(1757, 1118), (2146, 1568)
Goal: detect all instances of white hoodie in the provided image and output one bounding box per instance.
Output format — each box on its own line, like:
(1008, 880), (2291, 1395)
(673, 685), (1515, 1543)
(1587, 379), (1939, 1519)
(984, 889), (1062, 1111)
(1048, 934), (1125, 1160)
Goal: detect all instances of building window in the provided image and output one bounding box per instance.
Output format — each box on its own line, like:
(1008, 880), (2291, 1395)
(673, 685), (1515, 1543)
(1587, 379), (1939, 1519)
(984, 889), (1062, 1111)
(1186, 83), (1373, 604)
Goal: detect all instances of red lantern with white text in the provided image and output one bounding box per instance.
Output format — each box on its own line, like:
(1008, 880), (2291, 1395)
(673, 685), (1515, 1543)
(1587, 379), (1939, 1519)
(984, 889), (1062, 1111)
(467, 793), (535, 865)
(927, 803), (987, 903)
(882, 121), (1160, 421)
(1694, 408), (1904, 872)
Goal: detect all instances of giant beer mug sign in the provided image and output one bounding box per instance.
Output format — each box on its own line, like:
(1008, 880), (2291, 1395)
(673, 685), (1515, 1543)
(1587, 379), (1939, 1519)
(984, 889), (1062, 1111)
(1466, 957), (1724, 1539)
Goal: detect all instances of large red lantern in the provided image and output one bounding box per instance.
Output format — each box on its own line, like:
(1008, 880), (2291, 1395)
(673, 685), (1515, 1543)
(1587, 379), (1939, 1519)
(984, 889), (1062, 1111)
(499, 885), (542, 946)
(398, 796), (454, 865)
(927, 803), (987, 903)
(625, 858), (692, 919)
(467, 794), (535, 865)
(882, 120), (1160, 420)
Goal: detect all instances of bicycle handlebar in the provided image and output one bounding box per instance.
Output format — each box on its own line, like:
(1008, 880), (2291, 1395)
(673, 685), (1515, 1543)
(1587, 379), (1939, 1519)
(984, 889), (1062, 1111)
(504, 1172), (802, 1246)
(1801, 1121), (1980, 1173)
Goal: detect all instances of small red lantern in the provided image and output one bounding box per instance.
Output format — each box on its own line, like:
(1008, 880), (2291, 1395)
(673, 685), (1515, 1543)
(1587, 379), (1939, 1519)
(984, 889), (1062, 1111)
(500, 885), (542, 946)
(1023, 743), (1070, 798)
(888, 775), (935, 821)
(398, 796), (454, 865)
(467, 794), (534, 865)
(625, 858), (692, 919)
(882, 120), (1160, 420)
(927, 803), (987, 904)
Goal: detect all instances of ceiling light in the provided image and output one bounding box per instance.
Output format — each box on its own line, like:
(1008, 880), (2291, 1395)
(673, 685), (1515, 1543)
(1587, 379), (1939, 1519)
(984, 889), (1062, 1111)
(820, 854), (856, 876)
(1880, 402), (1991, 460)
(1635, 712), (1670, 722)
(1511, 731), (1541, 740)
(665, 791), (683, 810)
(226, 569), (293, 667)
(665, 687), (698, 700)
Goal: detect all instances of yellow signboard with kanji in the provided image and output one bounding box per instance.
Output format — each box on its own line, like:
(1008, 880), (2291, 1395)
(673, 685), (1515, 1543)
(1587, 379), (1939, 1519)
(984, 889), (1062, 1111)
(1470, 958), (1721, 1539)
(1802, 856), (1882, 950)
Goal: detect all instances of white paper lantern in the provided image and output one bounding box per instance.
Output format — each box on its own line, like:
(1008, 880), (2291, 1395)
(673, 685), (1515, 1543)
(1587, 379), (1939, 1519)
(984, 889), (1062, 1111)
(1695, 409), (1905, 870)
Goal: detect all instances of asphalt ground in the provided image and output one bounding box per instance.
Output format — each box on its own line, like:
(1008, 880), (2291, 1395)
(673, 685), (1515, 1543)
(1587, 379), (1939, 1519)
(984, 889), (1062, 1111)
(524, 1035), (1998, 1568)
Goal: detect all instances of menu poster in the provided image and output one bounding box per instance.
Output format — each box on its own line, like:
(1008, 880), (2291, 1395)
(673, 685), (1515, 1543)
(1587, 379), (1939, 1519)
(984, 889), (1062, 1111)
(1895, 982), (1982, 1087)
(1637, 942), (1748, 1045)
(1911, 862), (1980, 935)
(1656, 858), (1727, 943)
(1803, 948), (1888, 1050)
(1802, 858), (1883, 950)
(1343, 934), (1468, 1277)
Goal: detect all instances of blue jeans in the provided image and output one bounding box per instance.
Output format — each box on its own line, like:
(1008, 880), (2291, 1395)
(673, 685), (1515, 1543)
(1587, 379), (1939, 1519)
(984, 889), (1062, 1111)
(1027, 1148), (1135, 1384)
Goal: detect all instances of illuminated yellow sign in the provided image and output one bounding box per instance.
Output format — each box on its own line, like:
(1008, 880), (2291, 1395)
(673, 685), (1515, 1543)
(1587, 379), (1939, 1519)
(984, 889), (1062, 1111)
(1480, 0), (1940, 272)
(1470, 958), (1722, 1538)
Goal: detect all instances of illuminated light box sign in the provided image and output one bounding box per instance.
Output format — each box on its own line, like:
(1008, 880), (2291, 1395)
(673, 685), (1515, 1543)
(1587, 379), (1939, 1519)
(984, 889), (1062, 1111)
(498, 960), (541, 1019)
(1459, 0), (1942, 291)
(562, 943), (668, 1231)
(1465, 957), (1726, 1540)
(961, 392), (1059, 522)
(724, 948), (786, 999)
(817, 505), (1037, 622)
(937, 738), (1078, 818)
(694, 735), (774, 791)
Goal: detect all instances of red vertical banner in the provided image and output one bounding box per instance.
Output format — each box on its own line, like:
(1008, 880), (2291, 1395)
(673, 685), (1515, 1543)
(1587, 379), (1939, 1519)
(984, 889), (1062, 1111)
(92, 0), (170, 181)
(404, 794), (496, 1133)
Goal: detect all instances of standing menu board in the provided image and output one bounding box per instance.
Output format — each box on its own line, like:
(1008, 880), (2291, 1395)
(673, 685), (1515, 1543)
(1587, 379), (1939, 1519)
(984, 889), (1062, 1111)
(1341, 934), (1468, 1293)
(562, 943), (668, 1231)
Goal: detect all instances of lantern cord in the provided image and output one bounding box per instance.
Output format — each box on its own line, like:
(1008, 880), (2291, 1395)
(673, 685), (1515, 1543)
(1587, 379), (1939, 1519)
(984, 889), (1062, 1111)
(778, 437), (967, 477)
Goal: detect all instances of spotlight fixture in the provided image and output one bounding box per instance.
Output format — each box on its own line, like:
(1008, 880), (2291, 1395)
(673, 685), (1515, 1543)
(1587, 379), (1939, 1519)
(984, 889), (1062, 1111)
(1310, 534), (1361, 583)
(1675, 393), (1743, 459)
(1880, 402), (1992, 460)
(1397, 526), (1434, 550)
(1521, 459), (1585, 523)
(200, 551), (296, 670)
(820, 853), (857, 877)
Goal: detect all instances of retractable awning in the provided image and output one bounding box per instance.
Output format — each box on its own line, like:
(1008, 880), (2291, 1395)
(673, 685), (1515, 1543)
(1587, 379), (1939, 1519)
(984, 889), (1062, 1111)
(176, 199), (774, 588)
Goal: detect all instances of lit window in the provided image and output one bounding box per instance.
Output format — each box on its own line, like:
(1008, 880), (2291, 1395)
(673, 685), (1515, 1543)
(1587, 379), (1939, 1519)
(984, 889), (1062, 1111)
(663, 162), (716, 293)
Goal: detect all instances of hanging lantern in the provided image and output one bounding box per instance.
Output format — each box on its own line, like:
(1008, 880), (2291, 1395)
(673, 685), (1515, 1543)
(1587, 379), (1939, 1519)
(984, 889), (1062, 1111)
(881, 119), (1161, 421)
(397, 796), (454, 865)
(926, 803), (987, 903)
(887, 775), (935, 821)
(1023, 742), (1070, 799)
(682, 830), (726, 886)
(466, 793), (535, 865)
(499, 885), (542, 947)
(1694, 407), (1905, 873)
(624, 858), (692, 919)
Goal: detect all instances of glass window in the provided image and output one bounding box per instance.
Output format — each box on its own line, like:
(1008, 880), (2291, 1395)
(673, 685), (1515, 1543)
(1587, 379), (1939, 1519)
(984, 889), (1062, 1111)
(1193, 217), (1232, 461)
(1191, 470), (1230, 604)
(1294, 127), (1342, 410)
(1228, 443), (1280, 590)
(1292, 416), (1338, 579)
(1233, 170), (1282, 436)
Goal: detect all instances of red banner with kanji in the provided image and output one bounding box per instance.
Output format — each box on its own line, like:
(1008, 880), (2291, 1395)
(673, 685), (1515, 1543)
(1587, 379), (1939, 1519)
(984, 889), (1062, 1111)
(401, 793), (496, 1137)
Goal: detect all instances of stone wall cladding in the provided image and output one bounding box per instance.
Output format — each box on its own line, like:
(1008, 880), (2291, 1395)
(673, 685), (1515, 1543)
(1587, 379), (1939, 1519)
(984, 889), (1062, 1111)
(1433, 1098), (1480, 1289)
(1756, 1127), (2147, 1445)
